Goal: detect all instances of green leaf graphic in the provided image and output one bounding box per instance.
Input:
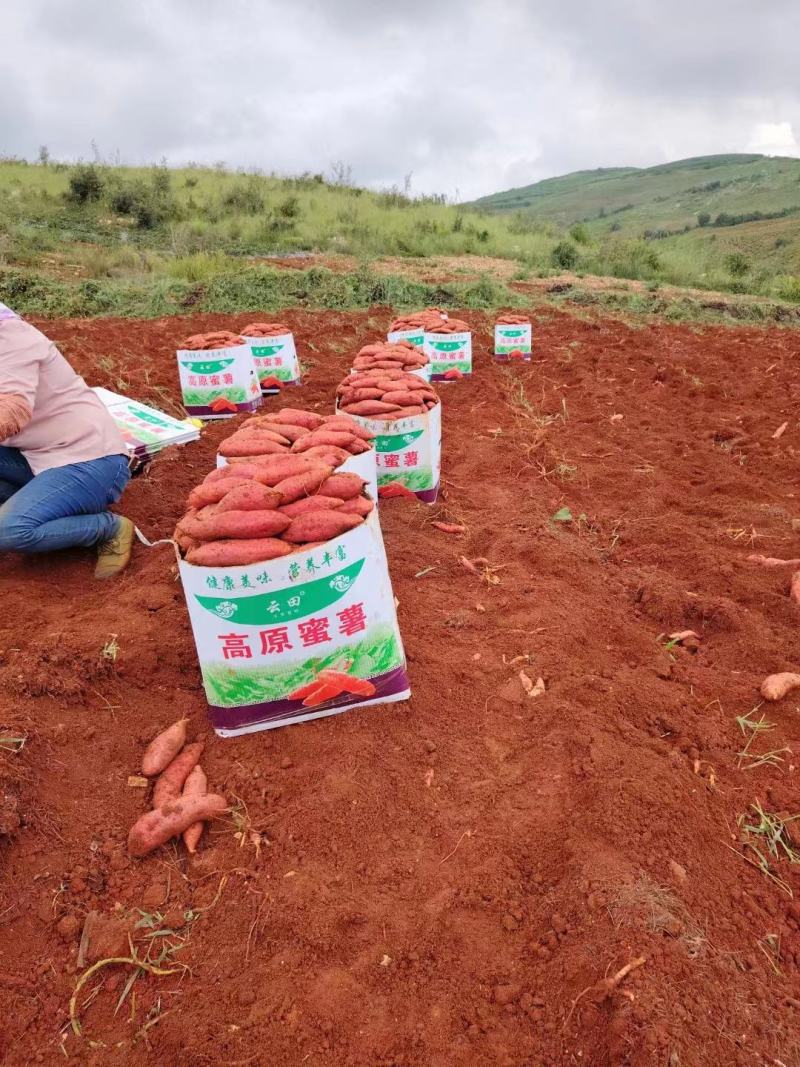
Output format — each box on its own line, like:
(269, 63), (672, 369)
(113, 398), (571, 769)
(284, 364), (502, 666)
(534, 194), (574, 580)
(251, 344), (285, 356)
(374, 430), (424, 452)
(180, 358), (237, 373)
(194, 559), (365, 624)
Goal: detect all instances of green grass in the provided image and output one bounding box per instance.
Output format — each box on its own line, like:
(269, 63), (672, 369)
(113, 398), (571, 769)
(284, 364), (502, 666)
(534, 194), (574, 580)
(202, 626), (403, 706)
(1, 155), (799, 315)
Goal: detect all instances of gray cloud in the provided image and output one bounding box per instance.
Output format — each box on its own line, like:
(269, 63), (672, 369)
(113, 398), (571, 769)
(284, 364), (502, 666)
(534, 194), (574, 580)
(2, 0), (799, 198)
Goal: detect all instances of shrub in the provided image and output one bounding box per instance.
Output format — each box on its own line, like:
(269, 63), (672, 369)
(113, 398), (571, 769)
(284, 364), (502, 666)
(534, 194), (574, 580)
(697, 212), (711, 227)
(569, 223), (590, 245)
(66, 164), (105, 204)
(725, 252), (750, 277)
(222, 180), (265, 215)
(277, 195), (300, 219)
(551, 241), (579, 270)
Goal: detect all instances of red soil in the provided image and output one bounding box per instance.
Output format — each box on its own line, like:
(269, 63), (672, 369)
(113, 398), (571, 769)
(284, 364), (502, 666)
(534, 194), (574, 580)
(2, 307), (800, 1066)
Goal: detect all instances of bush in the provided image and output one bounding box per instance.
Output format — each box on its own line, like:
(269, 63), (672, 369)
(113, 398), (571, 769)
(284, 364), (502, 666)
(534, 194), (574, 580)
(697, 212), (711, 227)
(725, 252), (750, 277)
(569, 223), (590, 245)
(66, 164), (105, 204)
(277, 195), (300, 219)
(222, 180), (265, 215)
(551, 241), (579, 270)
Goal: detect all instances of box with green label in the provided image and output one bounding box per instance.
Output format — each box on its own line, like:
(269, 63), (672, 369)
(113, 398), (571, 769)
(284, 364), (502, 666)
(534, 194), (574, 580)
(339, 403), (442, 503)
(424, 331), (472, 380)
(176, 343), (262, 419)
(179, 509), (410, 735)
(494, 322), (532, 360)
(243, 332), (302, 393)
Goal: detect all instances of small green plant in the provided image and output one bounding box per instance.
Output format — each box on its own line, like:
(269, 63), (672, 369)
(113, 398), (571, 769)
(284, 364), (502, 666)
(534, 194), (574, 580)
(551, 506), (573, 523)
(735, 708), (790, 769)
(66, 163), (104, 204)
(735, 802), (800, 895)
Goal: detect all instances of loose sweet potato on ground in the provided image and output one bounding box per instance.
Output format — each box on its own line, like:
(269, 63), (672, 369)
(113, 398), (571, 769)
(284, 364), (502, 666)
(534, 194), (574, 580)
(181, 765), (208, 854)
(128, 794), (228, 857)
(142, 719), (188, 777)
(760, 672), (800, 701)
(153, 742), (205, 808)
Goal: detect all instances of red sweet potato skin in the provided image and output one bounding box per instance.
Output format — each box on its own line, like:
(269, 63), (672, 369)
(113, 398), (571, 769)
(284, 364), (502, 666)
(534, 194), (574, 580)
(271, 409), (324, 430)
(152, 742), (204, 808)
(275, 466), (334, 504)
(225, 454), (325, 485)
(182, 765), (208, 854)
(292, 431), (359, 453)
(186, 538), (293, 566)
(336, 496), (374, 517)
(188, 478), (253, 508)
(218, 436), (287, 458)
(141, 719), (188, 777)
(182, 509), (290, 541)
(279, 495), (344, 517)
(243, 420), (309, 442)
(318, 473), (366, 500)
(283, 511), (364, 544)
(215, 483), (282, 513)
(128, 794), (228, 857)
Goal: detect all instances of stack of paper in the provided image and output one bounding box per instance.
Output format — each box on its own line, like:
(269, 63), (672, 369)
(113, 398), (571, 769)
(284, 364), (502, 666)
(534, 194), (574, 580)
(93, 387), (200, 462)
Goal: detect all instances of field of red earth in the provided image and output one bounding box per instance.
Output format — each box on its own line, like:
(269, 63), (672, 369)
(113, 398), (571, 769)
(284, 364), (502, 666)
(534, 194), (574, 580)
(2, 305), (800, 1067)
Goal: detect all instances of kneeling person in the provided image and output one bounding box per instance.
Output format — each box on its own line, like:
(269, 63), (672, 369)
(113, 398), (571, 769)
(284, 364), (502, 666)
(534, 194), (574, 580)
(0, 304), (134, 578)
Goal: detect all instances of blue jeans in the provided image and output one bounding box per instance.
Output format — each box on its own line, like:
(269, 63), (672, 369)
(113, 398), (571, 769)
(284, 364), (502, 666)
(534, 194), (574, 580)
(0, 448), (130, 553)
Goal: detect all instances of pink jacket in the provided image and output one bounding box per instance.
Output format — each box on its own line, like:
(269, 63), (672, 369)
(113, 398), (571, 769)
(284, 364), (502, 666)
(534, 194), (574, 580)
(0, 308), (126, 474)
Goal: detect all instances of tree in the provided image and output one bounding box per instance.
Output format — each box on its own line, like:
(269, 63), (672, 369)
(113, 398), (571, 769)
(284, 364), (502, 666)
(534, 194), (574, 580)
(37, 145), (50, 166)
(697, 211), (711, 227)
(725, 252), (750, 277)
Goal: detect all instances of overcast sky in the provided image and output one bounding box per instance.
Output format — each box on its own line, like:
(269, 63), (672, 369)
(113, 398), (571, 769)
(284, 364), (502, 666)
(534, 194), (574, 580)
(3, 0), (799, 199)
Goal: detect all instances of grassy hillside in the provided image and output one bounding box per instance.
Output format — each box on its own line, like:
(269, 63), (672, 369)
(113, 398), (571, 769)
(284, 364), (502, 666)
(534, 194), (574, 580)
(0, 155), (798, 316)
(468, 154), (800, 300)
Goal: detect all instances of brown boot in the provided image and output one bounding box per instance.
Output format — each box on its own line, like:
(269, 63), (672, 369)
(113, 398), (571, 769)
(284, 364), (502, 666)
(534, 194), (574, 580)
(95, 517), (135, 579)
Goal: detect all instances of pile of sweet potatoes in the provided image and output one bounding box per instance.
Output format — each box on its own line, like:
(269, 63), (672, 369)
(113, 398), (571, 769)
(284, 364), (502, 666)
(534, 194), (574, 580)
(389, 312), (429, 333)
(179, 331), (247, 351)
(496, 313), (530, 326)
(352, 341), (429, 375)
(336, 369), (440, 420)
(128, 719), (226, 857)
(241, 321), (291, 337)
(218, 407), (373, 463)
(174, 447), (375, 567)
(426, 317), (469, 335)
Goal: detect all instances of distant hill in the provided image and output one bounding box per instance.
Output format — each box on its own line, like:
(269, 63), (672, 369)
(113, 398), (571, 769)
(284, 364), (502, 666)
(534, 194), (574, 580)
(468, 154), (800, 233)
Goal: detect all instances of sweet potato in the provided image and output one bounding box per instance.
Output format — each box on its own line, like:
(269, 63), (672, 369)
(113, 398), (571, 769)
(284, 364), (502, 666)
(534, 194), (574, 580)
(215, 483), (283, 513)
(219, 436), (287, 458)
(338, 387), (385, 402)
(279, 495), (345, 517)
(186, 538), (293, 566)
(760, 672), (800, 701)
(275, 466), (334, 503)
(318, 473), (367, 500)
(318, 669), (376, 697)
(381, 391), (426, 406)
(142, 719), (189, 777)
(301, 445), (351, 465)
(243, 419), (308, 442)
(227, 453), (325, 485)
(746, 554), (800, 566)
(153, 742), (205, 808)
(181, 765), (207, 854)
(322, 416), (374, 441)
(271, 409), (324, 430)
(182, 509), (290, 541)
(337, 496), (374, 517)
(340, 400), (402, 416)
(292, 431), (359, 453)
(188, 478), (254, 509)
(204, 463), (273, 485)
(791, 571), (800, 606)
(128, 794), (228, 857)
(283, 511), (364, 543)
